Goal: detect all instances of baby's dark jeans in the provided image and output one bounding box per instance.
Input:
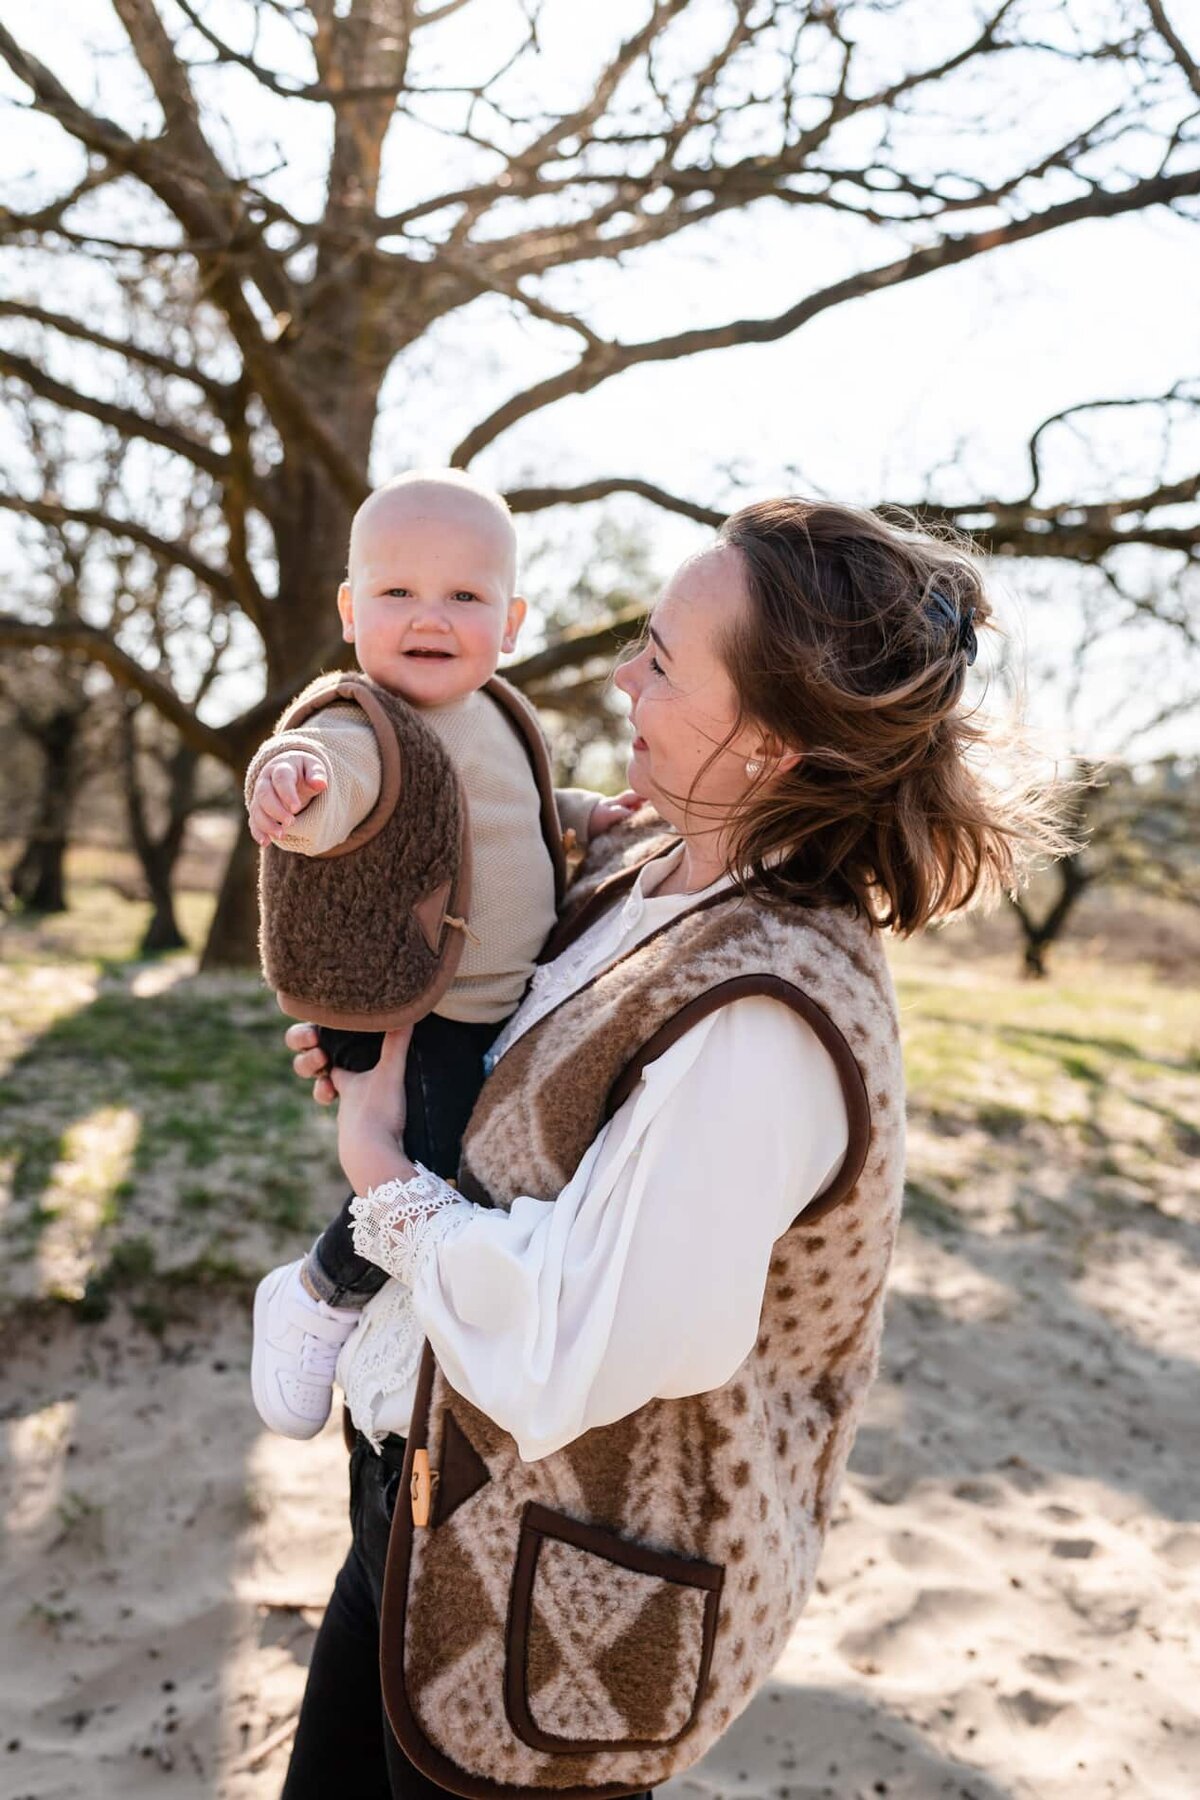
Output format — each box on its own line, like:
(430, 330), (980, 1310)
(303, 1012), (501, 1308)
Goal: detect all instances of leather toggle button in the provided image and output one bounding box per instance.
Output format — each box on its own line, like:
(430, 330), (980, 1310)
(410, 1448), (439, 1527)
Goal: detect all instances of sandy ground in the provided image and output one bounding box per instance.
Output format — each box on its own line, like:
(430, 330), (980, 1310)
(3, 1177), (1197, 1800)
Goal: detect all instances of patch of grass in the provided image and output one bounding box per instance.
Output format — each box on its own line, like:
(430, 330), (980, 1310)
(56, 1488), (104, 1542)
(25, 1599), (80, 1635)
(903, 1178), (965, 1237)
(2, 916), (340, 1315)
(76, 1234), (158, 1323)
(2, 873), (214, 968)
(974, 1101), (1030, 1138)
(180, 1183), (221, 1213)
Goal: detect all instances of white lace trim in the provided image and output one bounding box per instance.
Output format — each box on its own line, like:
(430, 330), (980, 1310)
(349, 1163), (474, 1287)
(335, 1279), (426, 1450)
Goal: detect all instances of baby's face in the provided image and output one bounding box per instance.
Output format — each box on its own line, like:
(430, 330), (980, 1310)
(338, 486), (525, 705)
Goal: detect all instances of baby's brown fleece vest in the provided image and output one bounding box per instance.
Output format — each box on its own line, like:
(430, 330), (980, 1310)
(379, 815), (906, 1799)
(258, 671), (567, 1030)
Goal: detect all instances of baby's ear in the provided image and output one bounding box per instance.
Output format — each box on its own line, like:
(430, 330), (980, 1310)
(336, 580), (355, 641)
(502, 594), (528, 654)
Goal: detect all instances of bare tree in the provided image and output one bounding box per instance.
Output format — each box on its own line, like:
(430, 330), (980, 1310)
(0, 417), (123, 911)
(5, 659), (90, 913)
(0, 0), (1197, 960)
(117, 630), (233, 954)
(1008, 756), (1199, 975)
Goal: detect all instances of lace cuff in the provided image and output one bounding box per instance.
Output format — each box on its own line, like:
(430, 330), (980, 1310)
(349, 1164), (474, 1287)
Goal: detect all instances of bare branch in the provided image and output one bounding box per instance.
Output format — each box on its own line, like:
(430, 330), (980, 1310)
(0, 613), (233, 762)
(0, 346), (229, 479)
(455, 164), (1200, 463)
(1147, 0), (1200, 101)
(173, 0), (409, 103)
(504, 604), (647, 690)
(507, 476), (722, 526)
(0, 297), (231, 401)
(0, 162), (124, 242)
(0, 493), (241, 604)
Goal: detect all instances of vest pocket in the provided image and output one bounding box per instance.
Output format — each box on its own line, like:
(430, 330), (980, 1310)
(505, 1501), (724, 1754)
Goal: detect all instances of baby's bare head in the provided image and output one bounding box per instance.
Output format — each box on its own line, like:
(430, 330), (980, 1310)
(339, 470), (525, 703)
(348, 471), (517, 593)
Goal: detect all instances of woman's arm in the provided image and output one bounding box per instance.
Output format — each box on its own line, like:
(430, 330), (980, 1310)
(350, 997), (849, 1462)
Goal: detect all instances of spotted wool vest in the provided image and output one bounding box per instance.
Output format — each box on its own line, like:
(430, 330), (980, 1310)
(380, 818), (906, 1799)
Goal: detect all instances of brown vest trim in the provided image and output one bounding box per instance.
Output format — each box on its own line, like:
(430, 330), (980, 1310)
(278, 677), (405, 860)
(504, 1502), (723, 1755)
(537, 837), (679, 965)
(484, 674), (568, 906)
(435, 1409), (492, 1527)
(381, 1345), (654, 1800)
(602, 973), (872, 1224)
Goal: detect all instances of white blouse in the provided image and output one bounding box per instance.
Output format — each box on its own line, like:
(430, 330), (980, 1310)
(336, 845), (850, 1460)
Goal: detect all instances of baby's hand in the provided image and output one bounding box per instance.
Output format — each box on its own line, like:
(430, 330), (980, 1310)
(249, 752), (329, 846)
(588, 790), (642, 837)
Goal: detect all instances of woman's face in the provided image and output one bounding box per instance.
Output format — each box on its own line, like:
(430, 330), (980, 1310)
(614, 542), (766, 836)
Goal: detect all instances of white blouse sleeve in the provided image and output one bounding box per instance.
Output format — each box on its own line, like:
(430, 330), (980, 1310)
(408, 995), (850, 1463)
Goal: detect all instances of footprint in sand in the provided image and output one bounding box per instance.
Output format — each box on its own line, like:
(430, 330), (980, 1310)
(1158, 1528), (1200, 1569)
(886, 1528), (976, 1576)
(1022, 1652), (1083, 1684)
(1051, 1537), (1099, 1559)
(838, 1585), (994, 1670)
(1000, 1688), (1071, 1728)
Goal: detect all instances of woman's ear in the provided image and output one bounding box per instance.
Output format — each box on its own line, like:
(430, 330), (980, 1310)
(502, 595), (528, 655)
(337, 580), (355, 642)
(756, 737), (802, 777)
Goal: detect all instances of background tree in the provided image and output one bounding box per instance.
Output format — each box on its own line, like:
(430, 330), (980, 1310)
(1004, 755), (1200, 977)
(4, 653), (90, 914)
(0, 0), (1197, 961)
(0, 413), (124, 913)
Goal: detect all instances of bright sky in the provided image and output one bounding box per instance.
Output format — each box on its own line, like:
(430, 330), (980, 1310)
(1, 0), (1197, 765)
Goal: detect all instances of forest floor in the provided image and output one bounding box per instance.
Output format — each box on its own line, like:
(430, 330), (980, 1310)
(1, 856), (1197, 1798)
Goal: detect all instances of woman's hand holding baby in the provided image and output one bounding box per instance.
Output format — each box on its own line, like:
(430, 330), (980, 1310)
(285, 1021), (338, 1105)
(249, 752), (329, 846)
(285, 1022), (417, 1195)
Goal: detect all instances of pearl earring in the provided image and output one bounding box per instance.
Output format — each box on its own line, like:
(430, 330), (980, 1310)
(745, 758), (762, 777)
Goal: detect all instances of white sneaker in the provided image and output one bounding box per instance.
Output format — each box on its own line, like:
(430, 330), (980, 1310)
(251, 1260), (359, 1439)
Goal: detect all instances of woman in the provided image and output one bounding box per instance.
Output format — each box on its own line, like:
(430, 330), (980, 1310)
(279, 498), (1064, 1799)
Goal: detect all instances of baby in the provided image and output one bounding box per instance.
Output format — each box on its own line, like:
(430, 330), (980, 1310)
(247, 470), (635, 1440)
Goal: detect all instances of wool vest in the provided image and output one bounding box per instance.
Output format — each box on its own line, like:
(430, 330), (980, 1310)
(378, 816), (906, 1799)
(258, 672), (567, 1031)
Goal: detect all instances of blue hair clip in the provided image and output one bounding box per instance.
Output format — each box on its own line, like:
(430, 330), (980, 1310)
(927, 590), (977, 666)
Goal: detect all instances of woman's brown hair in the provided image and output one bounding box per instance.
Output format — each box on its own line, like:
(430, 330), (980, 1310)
(711, 497), (1076, 934)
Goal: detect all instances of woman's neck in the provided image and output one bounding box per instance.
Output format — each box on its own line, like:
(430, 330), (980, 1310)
(655, 834), (731, 897)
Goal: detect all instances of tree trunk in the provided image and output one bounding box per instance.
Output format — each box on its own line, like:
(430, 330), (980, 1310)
(120, 705), (201, 956)
(1022, 936), (1049, 980)
(200, 819), (260, 968)
(140, 848), (187, 953)
(1009, 855), (1090, 980)
(9, 707), (80, 913)
(10, 833), (68, 913)
(199, 430), (374, 969)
